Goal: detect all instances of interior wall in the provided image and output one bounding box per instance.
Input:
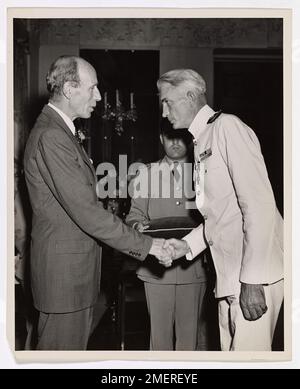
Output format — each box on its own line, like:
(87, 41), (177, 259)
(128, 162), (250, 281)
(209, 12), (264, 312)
(14, 20), (29, 163)
(38, 44), (79, 97)
(32, 18), (282, 103)
(24, 18), (282, 175)
(37, 45), (213, 106)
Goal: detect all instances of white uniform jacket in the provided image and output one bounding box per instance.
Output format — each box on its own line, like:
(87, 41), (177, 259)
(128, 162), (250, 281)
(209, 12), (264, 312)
(183, 105), (283, 298)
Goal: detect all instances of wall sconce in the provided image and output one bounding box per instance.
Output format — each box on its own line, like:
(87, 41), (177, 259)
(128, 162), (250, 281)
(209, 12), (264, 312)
(102, 90), (138, 136)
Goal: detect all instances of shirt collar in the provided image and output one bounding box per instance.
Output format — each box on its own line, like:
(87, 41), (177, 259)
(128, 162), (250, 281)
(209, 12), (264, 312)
(162, 155), (185, 164)
(48, 102), (76, 136)
(188, 104), (215, 140)
(162, 156), (186, 172)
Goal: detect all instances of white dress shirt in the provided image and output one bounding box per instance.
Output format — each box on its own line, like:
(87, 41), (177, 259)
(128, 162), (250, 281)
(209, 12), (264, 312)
(48, 102), (76, 136)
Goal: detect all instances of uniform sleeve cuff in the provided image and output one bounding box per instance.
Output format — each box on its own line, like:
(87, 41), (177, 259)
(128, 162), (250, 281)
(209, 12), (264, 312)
(182, 223), (206, 260)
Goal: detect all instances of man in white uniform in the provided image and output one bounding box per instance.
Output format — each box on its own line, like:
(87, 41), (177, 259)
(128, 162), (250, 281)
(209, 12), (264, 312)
(158, 69), (283, 351)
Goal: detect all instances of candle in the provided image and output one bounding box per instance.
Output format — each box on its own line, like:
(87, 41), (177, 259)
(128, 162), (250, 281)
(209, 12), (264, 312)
(130, 92), (134, 109)
(116, 89), (119, 106)
(104, 91), (107, 107)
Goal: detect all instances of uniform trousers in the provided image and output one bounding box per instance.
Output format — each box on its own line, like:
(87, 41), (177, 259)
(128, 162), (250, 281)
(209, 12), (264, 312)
(36, 306), (94, 350)
(144, 282), (207, 350)
(218, 279), (284, 351)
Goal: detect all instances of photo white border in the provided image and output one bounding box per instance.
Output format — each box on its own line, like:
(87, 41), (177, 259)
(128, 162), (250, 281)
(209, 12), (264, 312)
(1, 0), (298, 369)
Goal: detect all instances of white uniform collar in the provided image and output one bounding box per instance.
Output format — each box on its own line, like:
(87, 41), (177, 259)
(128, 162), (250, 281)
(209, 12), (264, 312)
(48, 102), (76, 136)
(188, 104), (215, 140)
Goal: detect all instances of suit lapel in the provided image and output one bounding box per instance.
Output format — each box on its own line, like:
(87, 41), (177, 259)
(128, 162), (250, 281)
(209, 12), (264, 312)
(42, 105), (96, 179)
(80, 144), (96, 179)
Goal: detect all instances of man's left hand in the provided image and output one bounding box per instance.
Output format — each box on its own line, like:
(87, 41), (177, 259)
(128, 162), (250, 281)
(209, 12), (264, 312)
(239, 283), (268, 321)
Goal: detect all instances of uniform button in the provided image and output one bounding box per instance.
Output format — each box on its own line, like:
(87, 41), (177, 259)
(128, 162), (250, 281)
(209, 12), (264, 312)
(176, 201), (181, 206)
(196, 191), (201, 196)
(208, 240), (213, 246)
(203, 215), (208, 220)
(193, 140), (197, 145)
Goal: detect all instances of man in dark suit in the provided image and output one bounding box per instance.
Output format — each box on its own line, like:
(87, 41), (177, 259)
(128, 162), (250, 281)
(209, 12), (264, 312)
(23, 55), (173, 350)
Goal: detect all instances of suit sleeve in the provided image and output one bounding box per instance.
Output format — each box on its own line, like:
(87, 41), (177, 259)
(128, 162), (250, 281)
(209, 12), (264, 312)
(36, 129), (152, 261)
(216, 115), (281, 284)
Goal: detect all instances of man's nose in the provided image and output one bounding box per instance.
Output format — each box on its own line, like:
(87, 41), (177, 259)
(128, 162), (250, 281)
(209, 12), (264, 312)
(94, 87), (101, 101)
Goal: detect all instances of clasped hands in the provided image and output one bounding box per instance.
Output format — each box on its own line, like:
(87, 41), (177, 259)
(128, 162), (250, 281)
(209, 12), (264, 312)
(149, 238), (190, 268)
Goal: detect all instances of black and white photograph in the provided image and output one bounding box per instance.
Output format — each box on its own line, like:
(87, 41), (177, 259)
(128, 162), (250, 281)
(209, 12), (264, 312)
(4, 5), (294, 365)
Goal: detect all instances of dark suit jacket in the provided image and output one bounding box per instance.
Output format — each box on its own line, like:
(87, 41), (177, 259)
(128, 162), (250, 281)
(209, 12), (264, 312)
(24, 105), (152, 313)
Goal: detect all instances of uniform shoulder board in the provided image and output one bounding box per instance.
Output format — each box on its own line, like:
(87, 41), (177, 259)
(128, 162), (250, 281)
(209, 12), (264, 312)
(207, 110), (222, 124)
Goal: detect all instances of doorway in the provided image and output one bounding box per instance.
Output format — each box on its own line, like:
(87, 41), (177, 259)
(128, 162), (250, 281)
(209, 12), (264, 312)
(214, 48), (283, 215)
(80, 49), (160, 170)
(214, 48), (284, 351)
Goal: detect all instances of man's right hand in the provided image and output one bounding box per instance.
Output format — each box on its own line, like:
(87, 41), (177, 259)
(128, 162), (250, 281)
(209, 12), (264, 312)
(149, 238), (175, 267)
(166, 238), (191, 259)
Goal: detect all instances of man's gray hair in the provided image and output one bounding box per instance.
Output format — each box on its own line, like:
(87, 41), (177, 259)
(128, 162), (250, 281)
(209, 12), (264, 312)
(46, 55), (80, 99)
(157, 69), (206, 96)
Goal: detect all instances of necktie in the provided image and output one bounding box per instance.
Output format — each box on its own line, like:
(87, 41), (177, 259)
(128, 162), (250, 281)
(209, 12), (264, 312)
(172, 161), (181, 183)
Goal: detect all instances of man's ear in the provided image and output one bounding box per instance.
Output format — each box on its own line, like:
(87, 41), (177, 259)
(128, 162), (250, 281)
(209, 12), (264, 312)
(160, 134), (164, 145)
(62, 81), (73, 100)
(186, 90), (197, 103)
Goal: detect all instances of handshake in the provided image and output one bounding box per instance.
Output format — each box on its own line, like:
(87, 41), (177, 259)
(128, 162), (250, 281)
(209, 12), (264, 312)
(148, 238), (191, 268)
